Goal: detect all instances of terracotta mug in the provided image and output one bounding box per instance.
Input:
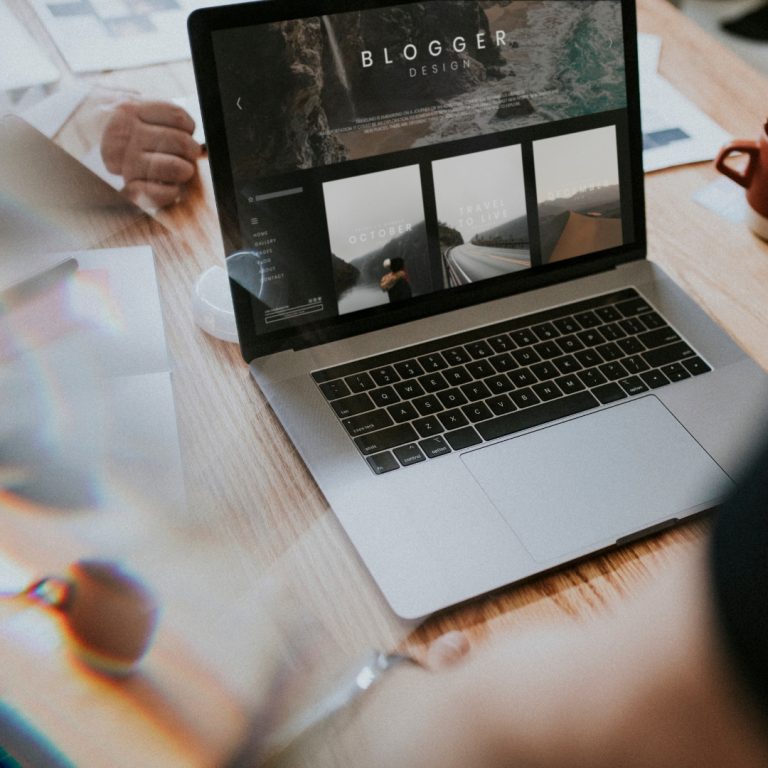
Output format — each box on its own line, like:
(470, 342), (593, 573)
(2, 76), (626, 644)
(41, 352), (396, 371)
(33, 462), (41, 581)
(715, 121), (768, 240)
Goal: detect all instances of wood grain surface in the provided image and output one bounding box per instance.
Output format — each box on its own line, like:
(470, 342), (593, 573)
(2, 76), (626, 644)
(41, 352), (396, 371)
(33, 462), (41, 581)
(1, 1), (768, 765)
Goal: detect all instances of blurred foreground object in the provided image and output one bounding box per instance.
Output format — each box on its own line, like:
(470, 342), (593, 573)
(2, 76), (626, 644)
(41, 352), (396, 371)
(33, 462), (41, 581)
(21, 559), (158, 676)
(1, 560), (157, 677)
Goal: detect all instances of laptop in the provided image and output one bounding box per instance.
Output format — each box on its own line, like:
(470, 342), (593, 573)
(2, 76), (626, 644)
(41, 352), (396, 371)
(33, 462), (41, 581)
(189, 0), (768, 618)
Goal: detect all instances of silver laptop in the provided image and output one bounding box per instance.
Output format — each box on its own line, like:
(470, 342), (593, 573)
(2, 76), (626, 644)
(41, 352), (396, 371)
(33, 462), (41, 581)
(189, 0), (768, 618)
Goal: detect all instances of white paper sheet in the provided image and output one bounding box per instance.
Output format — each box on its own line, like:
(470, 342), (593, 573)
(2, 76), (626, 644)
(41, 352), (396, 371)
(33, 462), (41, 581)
(67, 246), (170, 377)
(638, 33), (731, 172)
(0, 4), (59, 91)
(30, 0), (243, 73)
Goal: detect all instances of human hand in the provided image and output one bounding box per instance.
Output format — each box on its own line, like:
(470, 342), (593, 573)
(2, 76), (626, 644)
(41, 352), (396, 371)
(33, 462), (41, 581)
(100, 100), (203, 208)
(419, 630), (471, 671)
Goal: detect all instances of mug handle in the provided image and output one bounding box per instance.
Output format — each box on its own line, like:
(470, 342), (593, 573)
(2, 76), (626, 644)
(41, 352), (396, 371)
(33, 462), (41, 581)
(715, 140), (760, 188)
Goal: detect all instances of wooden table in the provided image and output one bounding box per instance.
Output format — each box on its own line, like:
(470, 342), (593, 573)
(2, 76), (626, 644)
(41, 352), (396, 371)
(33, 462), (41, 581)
(2, 0), (768, 765)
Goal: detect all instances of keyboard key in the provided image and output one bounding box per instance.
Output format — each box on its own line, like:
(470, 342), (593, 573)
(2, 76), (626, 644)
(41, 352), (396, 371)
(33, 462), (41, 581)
(556, 334), (585, 354)
(466, 359), (495, 379)
(600, 322), (626, 340)
(345, 372), (376, 392)
(413, 416), (443, 438)
(485, 374), (515, 393)
(531, 361), (559, 381)
(418, 353), (448, 371)
(466, 340), (494, 359)
(555, 374), (585, 394)
(418, 372), (449, 392)
(476, 391), (599, 441)
(595, 305), (621, 323)
(661, 362), (690, 382)
(367, 451), (399, 474)
(683, 356), (712, 376)
(639, 311), (666, 329)
(510, 328), (537, 346)
(553, 354), (581, 375)
(444, 366), (472, 386)
(619, 317), (645, 335)
(419, 436), (451, 458)
(618, 376), (649, 396)
(388, 402), (419, 423)
(577, 328), (605, 347)
(575, 349), (602, 368)
(437, 388), (468, 409)
(487, 394), (517, 414)
(414, 394), (442, 416)
(534, 340), (562, 359)
(617, 337), (644, 356)
(355, 424), (418, 454)
(443, 347), (470, 365)
(553, 316), (581, 334)
(394, 359), (424, 379)
(319, 379), (351, 400)
(638, 327), (680, 349)
(332, 393), (375, 418)
(622, 355), (650, 375)
(370, 366), (399, 387)
(596, 341), (622, 361)
(370, 386), (400, 408)
(438, 409), (469, 430)
(393, 443), (426, 467)
(643, 341), (696, 368)
(461, 381), (492, 401)
(489, 353), (516, 373)
(574, 310), (601, 328)
(533, 381), (562, 401)
(343, 409), (393, 436)
(508, 368), (537, 388)
(394, 380), (425, 399)
(488, 335), (515, 353)
(445, 426), (482, 450)
(616, 297), (652, 316)
(532, 322), (559, 340)
(462, 401), (493, 422)
(577, 368), (607, 388)
(510, 387), (541, 408)
(512, 347), (541, 366)
(593, 382), (627, 404)
(600, 361), (629, 381)
(640, 369), (671, 389)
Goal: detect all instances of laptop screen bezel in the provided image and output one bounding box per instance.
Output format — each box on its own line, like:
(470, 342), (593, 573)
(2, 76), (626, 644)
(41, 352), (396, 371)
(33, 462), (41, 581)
(188, 0), (646, 362)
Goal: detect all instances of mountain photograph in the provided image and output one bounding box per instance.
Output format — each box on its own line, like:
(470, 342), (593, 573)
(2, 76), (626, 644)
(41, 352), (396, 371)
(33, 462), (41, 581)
(533, 126), (623, 263)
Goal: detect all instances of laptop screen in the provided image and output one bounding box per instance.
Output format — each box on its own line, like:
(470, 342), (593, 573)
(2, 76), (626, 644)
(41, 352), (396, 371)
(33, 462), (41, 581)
(191, 0), (643, 358)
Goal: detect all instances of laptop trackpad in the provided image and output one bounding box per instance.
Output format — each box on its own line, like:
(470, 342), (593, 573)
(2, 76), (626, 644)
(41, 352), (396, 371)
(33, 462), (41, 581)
(461, 396), (732, 563)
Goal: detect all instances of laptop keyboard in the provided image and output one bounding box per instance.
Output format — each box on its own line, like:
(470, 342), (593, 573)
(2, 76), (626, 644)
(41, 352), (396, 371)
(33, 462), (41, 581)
(312, 289), (711, 474)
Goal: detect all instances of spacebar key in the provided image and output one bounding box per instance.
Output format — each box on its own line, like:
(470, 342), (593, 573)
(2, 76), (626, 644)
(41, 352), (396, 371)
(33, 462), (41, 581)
(476, 392), (599, 441)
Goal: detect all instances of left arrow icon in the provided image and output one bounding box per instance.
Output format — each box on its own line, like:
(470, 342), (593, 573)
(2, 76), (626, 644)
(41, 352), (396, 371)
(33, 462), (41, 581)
(236, 97), (243, 110)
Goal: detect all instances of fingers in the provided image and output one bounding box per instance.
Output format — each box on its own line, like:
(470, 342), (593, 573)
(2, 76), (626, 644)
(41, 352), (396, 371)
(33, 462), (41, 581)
(100, 100), (202, 208)
(423, 631), (471, 671)
(123, 179), (184, 210)
(122, 149), (197, 186)
(134, 100), (197, 134)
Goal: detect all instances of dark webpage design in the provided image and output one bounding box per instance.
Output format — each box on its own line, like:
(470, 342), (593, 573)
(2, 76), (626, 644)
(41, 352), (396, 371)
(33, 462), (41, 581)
(214, 0), (633, 335)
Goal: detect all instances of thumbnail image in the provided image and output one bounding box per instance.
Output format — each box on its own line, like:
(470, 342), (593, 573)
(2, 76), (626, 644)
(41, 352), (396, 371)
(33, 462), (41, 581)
(432, 145), (530, 287)
(323, 165), (430, 314)
(533, 125), (623, 263)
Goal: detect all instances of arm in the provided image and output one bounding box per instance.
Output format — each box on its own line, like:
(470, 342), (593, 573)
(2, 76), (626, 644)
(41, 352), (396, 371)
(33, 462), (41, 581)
(319, 543), (767, 768)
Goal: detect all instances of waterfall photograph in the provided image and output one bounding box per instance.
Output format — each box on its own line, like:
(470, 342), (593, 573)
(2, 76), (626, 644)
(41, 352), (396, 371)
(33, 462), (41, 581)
(211, 1), (626, 179)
